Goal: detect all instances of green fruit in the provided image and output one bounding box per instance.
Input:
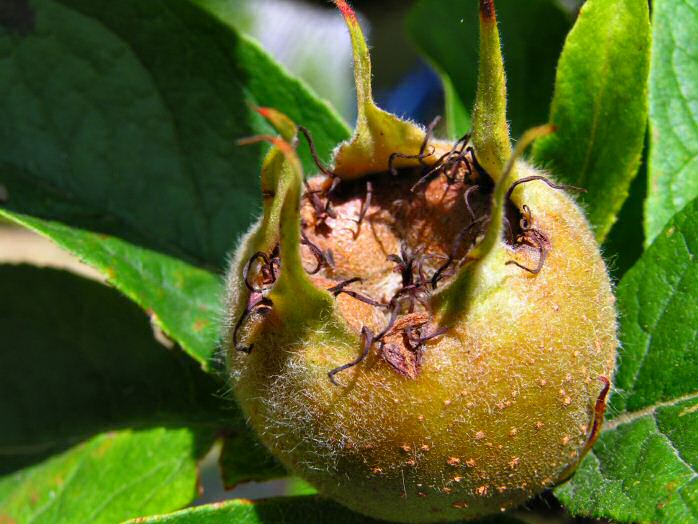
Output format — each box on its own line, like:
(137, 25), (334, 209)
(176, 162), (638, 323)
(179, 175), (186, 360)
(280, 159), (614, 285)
(223, 1), (617, 522)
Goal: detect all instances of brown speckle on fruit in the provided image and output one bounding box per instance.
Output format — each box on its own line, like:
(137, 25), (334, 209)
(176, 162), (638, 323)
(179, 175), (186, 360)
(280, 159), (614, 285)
(447, 457), (461, 467)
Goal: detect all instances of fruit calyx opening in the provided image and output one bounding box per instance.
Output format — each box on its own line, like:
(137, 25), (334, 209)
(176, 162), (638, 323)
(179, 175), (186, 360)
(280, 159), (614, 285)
(231, 0), (573, 385)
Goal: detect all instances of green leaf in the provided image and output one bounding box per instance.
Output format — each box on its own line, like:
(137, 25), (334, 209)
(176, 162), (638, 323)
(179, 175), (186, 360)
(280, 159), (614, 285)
(0, 0), (349, 270)
(0, 427), (213, 524)
(0, 209), (222, 367)
(602, 147), (647, 280)
(532, 0), (650, 242)
(123, 496), (527, 524)
(442, 73), (471, 139)
(406, 0), (571, 138)
(0, 265), (224, 522)
(645, 0), (698, 247)
(0, 264), (227, 474)
(555, 198), (698, 522)
(219, 431), (286, 489)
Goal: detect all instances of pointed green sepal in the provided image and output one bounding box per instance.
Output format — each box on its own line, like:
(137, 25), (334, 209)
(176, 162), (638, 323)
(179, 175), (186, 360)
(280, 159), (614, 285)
(256, 106), (299, 142)
(331, 0), (450, 179)
(239, 134), (335, 325)
(433, 125), (554, 324)
(472, 0), (511, 180)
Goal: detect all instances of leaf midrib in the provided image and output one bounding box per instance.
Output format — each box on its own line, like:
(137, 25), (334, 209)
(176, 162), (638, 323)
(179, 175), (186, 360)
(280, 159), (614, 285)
(604, 390), (698, 431)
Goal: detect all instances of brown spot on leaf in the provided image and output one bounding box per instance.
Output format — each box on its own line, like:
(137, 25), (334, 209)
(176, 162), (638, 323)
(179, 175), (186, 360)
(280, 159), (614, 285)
(193, 318), (210, 332)
(0, 0), (35, 36)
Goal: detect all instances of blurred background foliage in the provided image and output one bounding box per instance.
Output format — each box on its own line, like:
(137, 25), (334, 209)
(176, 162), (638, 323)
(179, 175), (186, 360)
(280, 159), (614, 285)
(208, 0), (584, 127)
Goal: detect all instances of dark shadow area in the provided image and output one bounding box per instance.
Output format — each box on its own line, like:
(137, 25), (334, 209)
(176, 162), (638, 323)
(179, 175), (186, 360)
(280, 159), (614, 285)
(0, 264), (239, 474)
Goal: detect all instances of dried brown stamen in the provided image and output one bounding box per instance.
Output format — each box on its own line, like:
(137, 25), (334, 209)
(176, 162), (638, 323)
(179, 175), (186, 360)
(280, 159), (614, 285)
(353, 179), (374, 236)
(504, 175), (585, 203)
(298, 125), (337, 179)
(304, 178), (338, 224)
(464, 146), (488, 182)
(328, 326), (374, 386)
(463, 185), (480, 220)
(387, 245), (435, 313)
(505, 204), (550, 275)
(233, 294), (273, 353)
(243, 247), (280, 292)
(300, 230), (326, 274)
(410, 134), (471, 193)
(328, 277), (387, 309)
(374, 298), (401, 342)
(431, 216), (488, 289)
(388, 116), (442, 176)
(505, 230), (549, 275)
(402, 322), (441, 349)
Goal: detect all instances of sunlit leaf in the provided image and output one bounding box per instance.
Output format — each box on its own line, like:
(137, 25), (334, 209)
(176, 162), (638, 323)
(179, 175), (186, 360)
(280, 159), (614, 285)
(532, 0), (650, 241)
(645, 0), (698, 247)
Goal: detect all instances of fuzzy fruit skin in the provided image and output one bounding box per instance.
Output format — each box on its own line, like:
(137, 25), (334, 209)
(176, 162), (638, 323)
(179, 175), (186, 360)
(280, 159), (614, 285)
(225, 160), (617, 522)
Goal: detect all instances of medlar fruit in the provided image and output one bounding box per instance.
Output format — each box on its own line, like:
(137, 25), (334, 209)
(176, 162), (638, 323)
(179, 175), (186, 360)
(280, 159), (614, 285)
(223, 1), (617, 521)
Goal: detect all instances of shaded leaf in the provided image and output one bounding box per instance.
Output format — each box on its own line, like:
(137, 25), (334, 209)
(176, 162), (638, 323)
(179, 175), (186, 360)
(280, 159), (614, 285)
(0, 0), (349, 269)
(0, 264), (228, 474)
(284, 478), (317, 497)
(407, 0), (570, 137)
(219, 431), (285, 489)
(555, 197), (698, 522)
(645, 0), (698, 246)
(0, 210), (222, 367)
(532, 0), (650, 242)
(124, 495), (526, 524)
(602, 145), (647, 280)
(442, 73), (471, 139)
(0, 427), (213, 524)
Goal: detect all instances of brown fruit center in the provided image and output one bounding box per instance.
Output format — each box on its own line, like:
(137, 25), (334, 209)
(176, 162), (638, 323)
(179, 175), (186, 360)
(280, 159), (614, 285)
(294, 154), (501, 379)
(300, 168), (493, 303)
